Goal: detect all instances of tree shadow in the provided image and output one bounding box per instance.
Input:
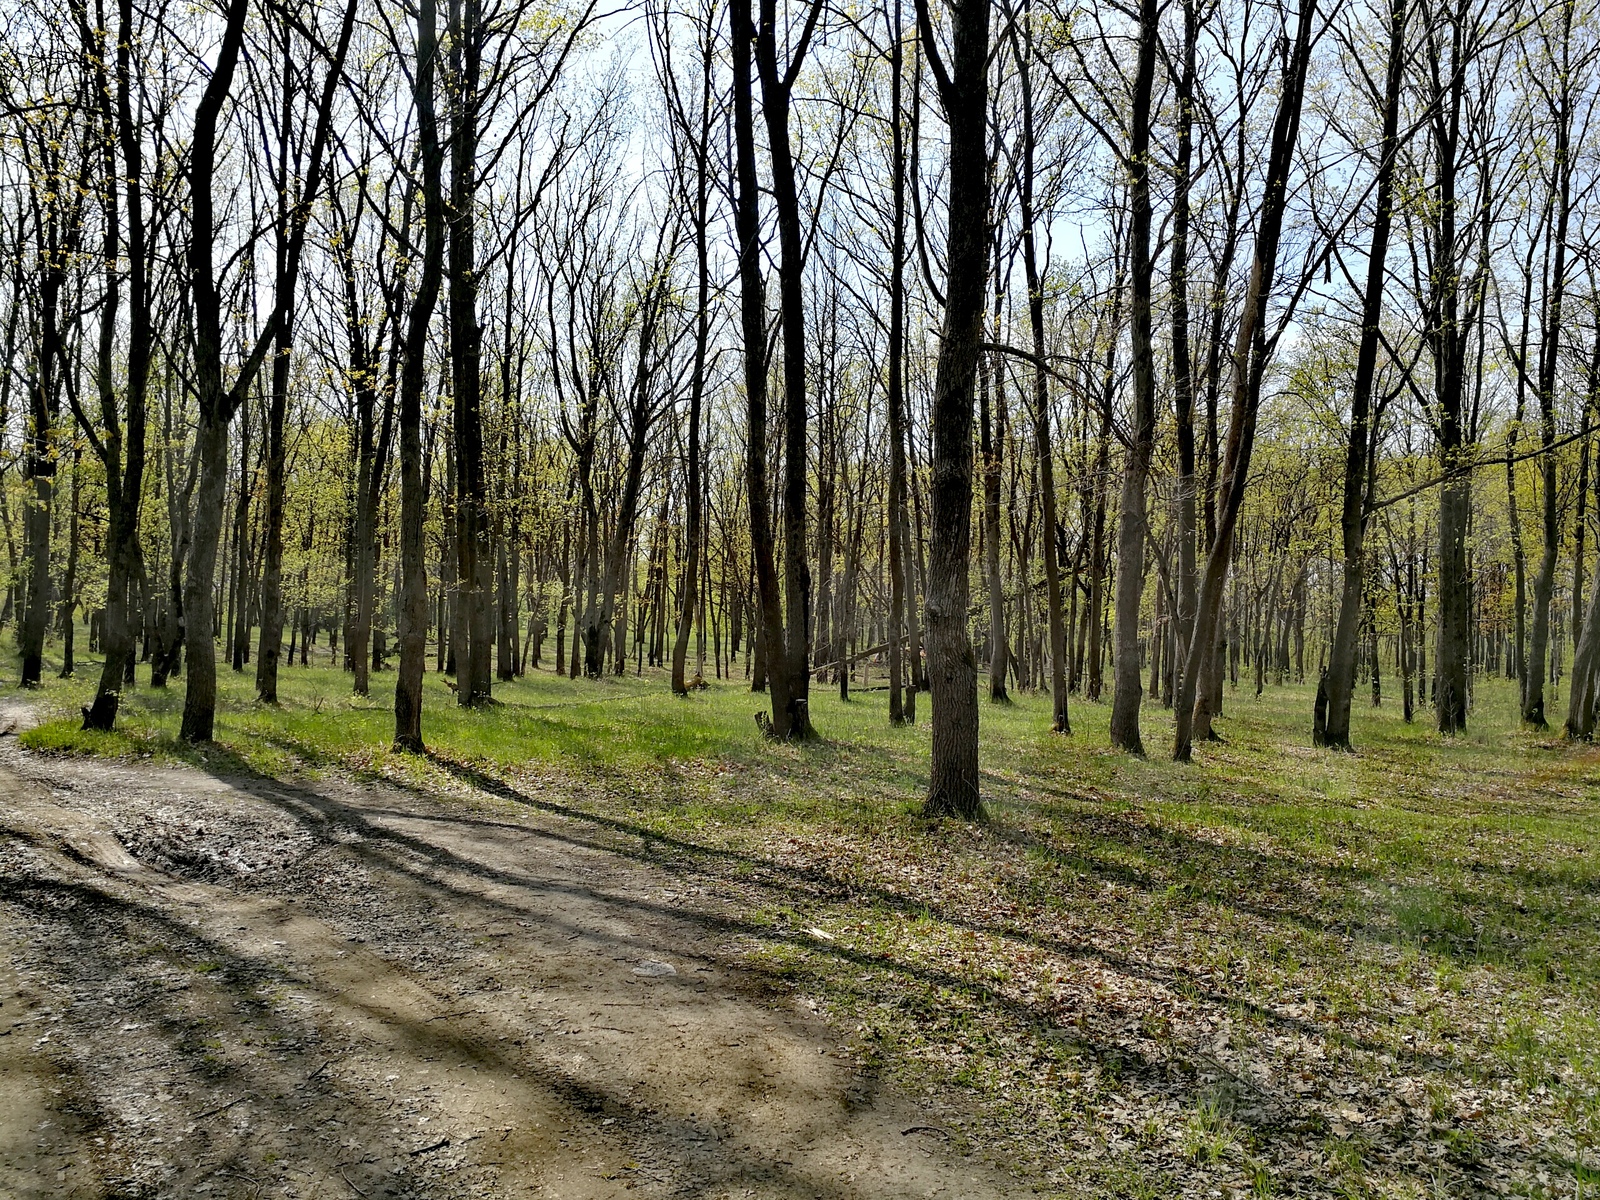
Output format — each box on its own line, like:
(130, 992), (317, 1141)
(0, 818), (968, 1200)
(13, 731), (1568, 1196)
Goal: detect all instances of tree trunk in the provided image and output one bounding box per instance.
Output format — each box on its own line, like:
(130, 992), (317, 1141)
(919, 0), (990, 818)
(1109, 0), (1158, 753)
(449, 0), (493, 707)
(177, 0), (251, 742)
(1170, 0), (1199, 705)
(20, 226), (65, 688)
(180, 0), (352, 740)
(1429, 0), (1485, 736)
(56, 446), (80, 677)
(180, 413), (230, 742)
(1008, 12), (1069, 735)
(670, 8), (713, 696)
(754, 0), (820, 739)
(1321, 0), (1407, 749)
(732, 0), (792, 736)
(1523, 10), (1573, 728)
(982, 309), (1008, 702)
(1174, 0), (1315, 760)
(886, 0), (909, 724)
(254, 10), (298, 704)
(394, 0), (446, 750)
(230, 396), (254, 673)
(83, 0), (151, 729)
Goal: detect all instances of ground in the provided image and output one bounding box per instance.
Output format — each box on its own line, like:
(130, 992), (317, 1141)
(1, 650), (1598, 1199)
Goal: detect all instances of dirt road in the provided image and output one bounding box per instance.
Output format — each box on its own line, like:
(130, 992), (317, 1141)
(0, 711), (1018, 1200)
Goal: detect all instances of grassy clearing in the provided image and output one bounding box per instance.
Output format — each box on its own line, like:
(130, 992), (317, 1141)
(17, 646), (1600, 1197)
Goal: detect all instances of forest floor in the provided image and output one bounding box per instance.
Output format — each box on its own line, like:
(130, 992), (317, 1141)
(3, 648), (1599, 1199)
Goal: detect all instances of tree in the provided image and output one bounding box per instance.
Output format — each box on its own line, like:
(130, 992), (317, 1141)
(1422, 0), (1505, 735)
(258, 0), (357, 705)
(446, 0), (494, 707)
(1108, 0), (1158, 753)
(886, 0), (912, 725)
(751, 0), (828, 739)
(394, 0), (448, 752)
(1321, 0), (1409, 750)
(1006, 0), (1071, 737)
(918, 0), (992, 818)
(77, 0), (154, 730)
(1519, 0), (1586, 729)
(179, 0), (352, 742)
(657, 0), (717, 698)
(1174, 0), (1317, 762)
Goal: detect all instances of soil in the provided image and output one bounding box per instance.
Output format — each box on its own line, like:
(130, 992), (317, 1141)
(0, 701), (1019, 1200)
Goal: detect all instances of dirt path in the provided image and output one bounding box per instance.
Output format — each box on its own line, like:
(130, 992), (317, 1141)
(0, 713), (1019, 1200)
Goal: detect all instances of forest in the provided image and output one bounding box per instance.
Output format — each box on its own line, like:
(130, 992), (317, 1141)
(1, 0), (1600, 1194)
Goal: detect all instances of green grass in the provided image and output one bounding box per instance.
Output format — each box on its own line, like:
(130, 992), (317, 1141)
(16, 638), (1600, 1197)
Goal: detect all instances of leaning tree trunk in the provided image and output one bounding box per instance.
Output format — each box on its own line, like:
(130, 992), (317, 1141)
(1321, 0), (1407, 749)
(1174, 0), (1315, 761)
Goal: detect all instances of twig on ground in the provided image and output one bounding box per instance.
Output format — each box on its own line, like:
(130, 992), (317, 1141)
(194, 1096), (247, 1121)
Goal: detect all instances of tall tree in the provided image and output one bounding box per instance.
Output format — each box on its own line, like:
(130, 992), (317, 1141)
(752, 0), (827, 738)
(1108, 0), (1158, 753)
(179, 0), (352, 741)
(732, 0), (792, 737)
(1520, 0), (1584, 728)
(1425, 0), (1501, 735)
(1320, 0), (1409, 750)
(918, 0), (992, 818)
(1168, 0), (1200, 719)
(447, 0), (493, 706)
(15, 61), (87, 688)
(1174, 0), (1317, 761)
(1008, 0), (1070, 736)
(78, 0), (153, 730)
(887, 0), (911, 724)
(660, 0), (716, 697)
(394, 0), (448, 751)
